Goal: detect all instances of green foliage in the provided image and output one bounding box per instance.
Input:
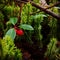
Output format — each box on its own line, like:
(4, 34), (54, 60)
(33, 0), (39, 3)
(0, 35), (22, 60)
(0, 4), (5, 10)
(0, 0), (60, 60)
(53, 7), (59, 14)
(3, 2), (20, 18)
(45, 38), (59, 60)
(6, 28), (16, 40)
(10, 17), (18, 25)
(20, 24), (34, 30)
(0, 0), (13, 4)
(0, 11), (4, 21)
(31, 13), (47, 24)
(21, 2), (32, 24)
(0, 11), (4, 32)
(48, 7), (58, 37)
(31, 13), (46, 41)
(21, 2), (47, 45)
(6, 21), (12, 25)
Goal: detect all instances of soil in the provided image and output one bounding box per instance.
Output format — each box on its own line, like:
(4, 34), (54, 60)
(15, 42), (47, 60)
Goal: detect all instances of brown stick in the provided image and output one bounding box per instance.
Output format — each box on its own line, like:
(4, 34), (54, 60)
(30, 2), (60, 15)
(46, 2), (60, 9)
(15, 1), (60, 19)
(30, 1), (60, 19)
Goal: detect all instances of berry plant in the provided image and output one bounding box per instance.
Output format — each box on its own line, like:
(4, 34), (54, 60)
(0, 0), (60, 60)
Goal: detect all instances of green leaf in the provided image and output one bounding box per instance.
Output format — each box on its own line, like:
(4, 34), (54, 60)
(5, 28), (16, 40)
(20, 24), (34, 30)
(10, 17), (18, 25)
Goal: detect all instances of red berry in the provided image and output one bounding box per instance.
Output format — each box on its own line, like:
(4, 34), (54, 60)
(14, 26), (24, 36)
(16, 29), (24, 36)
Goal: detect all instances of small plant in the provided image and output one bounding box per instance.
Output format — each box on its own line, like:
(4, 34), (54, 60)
(45, 38), (59, 60)
(0, 35), (22, 60)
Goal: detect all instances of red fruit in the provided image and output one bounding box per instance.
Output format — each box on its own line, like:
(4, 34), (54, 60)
(16, 29), (24, 36)
(14, 26), (24, 36)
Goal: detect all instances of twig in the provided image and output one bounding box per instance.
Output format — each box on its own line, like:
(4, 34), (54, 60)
(46, 2), (60, 9)
(30, 1), (60, 19)
(14, 0), (60, 19)
(30, 2), (60, 15)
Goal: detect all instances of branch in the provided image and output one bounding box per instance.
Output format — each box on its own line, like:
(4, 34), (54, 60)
(39, 0), (48, 7)
(30, 1), (60, 19)
(15, 0), (60, 19)
(46, 2), (60, 9)
(30, 2), (60, 15)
